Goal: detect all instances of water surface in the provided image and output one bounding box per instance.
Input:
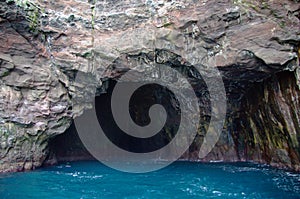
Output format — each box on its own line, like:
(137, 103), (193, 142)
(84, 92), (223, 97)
(0, 161), (299, 198)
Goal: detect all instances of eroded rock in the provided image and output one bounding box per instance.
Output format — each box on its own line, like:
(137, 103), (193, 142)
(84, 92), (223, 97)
(0, 0), (299, 172)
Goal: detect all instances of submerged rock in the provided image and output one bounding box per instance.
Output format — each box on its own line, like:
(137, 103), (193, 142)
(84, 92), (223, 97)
(0, 0), (299, 172)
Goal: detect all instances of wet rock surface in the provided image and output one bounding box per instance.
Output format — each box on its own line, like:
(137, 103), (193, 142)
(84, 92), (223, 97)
(0, 0), (299, 172)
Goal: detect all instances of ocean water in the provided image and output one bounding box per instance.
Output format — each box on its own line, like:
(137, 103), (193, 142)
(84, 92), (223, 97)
(0, 161), (299, 199)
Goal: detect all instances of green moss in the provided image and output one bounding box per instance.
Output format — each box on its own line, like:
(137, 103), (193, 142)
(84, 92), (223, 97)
(164, 127), (173, 140)
(261, 2), (269, 9)
(91, 6), (95, 29)
(28, 8), (40, 32)
(162, 22), (173, 28)
(1, 70), (10, 77)
(233, 0), (276, 15)
(75, 51), (93, 59)
(279, 21), (286, 29)
(0, 123), (18, 140)
(67, 14), (75, 23)
(0, 128), (10, 140)
(7, 0), (44, 33)
(233, 0), (258, 10)
(91, 0), (96, 30)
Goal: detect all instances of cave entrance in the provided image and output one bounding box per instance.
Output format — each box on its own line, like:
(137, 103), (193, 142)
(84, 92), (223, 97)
(48, 121), (95, 162)
(48, 79), (180, 162)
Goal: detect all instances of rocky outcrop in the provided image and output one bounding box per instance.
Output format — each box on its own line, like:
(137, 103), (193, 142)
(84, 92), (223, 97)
(236, 71), (300, 170)
(196, 71), (300, 171)
(0, 0), (299, 172)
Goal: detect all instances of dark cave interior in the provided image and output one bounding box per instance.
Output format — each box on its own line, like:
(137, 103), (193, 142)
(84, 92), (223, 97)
(48, 80), (181, 162)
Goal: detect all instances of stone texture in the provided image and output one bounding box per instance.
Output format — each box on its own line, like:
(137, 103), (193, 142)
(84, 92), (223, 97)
(197, 71), (300, 171)
(0, 0), (299, 172)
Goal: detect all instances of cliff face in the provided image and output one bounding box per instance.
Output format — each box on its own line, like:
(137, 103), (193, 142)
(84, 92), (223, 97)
(0, 0), (299, 172)
(237, 71), (300, 169)
(197, 71), (300, 171)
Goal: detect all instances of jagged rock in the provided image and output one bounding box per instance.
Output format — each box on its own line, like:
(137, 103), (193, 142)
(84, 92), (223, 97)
(0, 0), (299, 172)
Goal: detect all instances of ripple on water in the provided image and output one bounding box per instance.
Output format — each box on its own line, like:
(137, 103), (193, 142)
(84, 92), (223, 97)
(0, 161), (299, 199)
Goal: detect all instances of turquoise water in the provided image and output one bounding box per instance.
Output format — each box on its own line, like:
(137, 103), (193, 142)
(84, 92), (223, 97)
(0, 161), (299, 199)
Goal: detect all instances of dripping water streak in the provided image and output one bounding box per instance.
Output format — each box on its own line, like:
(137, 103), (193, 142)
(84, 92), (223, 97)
(46, 35), (60, 77)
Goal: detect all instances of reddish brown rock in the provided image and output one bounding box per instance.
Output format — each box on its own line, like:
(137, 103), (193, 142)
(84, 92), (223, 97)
(0, 0), (299, 172)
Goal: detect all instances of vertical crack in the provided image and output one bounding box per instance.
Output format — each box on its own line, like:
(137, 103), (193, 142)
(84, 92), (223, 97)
(90, 0), (96, 73)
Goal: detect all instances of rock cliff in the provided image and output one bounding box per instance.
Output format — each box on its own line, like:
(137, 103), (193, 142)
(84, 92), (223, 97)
(0, 0), (299, 172)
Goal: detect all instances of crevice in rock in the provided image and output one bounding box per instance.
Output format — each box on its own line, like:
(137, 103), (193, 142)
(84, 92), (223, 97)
(47, 122), (95, 163)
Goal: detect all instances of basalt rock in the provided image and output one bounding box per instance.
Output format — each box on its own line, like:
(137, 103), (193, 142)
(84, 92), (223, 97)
(0, 0), (299, 172)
